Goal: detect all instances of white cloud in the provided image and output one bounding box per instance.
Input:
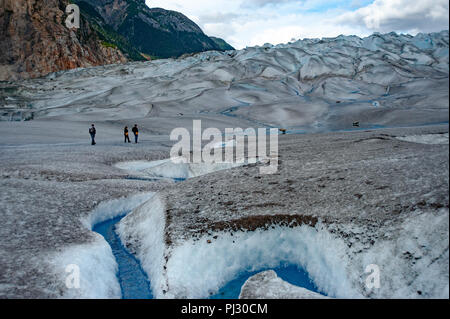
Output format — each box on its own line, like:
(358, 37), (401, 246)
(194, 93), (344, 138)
(336, 0), (449, 33)
(146, 0), (449, 49)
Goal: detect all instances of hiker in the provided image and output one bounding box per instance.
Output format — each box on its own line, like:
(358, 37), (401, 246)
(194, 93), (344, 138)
(132, 124), (139, 143)
(89, 124), (96, 145)
(124, 126), (131, 143)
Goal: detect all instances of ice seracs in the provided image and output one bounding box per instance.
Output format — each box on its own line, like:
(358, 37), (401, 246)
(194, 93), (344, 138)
(1, 31), (448, 133)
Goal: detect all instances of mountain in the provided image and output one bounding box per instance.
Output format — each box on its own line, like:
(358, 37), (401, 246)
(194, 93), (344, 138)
(0, 0), (234, 81)
(73, 0), (146, 61)
(74, 0), (234, 59)
(210, 37), (235, 51)
(0, 0), (127, 81)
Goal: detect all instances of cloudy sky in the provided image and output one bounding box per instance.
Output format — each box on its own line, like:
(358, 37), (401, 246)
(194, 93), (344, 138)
(145, 0), (449, 49)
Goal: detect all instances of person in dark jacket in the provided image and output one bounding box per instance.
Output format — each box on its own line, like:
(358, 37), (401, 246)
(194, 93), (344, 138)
(132, 124), (139, 143)
(124, 126), (131, 143)
(89, 124), (96, 145)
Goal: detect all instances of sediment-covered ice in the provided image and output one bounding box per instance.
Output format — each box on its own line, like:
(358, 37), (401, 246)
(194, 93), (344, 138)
(1, 123), (448, 299)
(117, 125), (449, 299)
(396, 133), (449, 145)
(0, 141), (171, 298)
(351, 209), (449, 299)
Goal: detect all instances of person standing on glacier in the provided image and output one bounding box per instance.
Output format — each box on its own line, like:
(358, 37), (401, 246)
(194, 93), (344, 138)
(124, 126), (131, 143)
(132, 124), (139, 144)
(89, 124), (96, 145)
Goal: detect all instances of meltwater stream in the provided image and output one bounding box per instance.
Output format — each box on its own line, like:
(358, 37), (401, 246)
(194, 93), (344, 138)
(93, 213), (153, 299)
(94, 163), (324, 299)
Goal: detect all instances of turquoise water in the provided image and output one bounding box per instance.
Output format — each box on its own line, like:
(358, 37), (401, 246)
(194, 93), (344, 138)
(210, 264), (323, 299)
(93, 214), (153, 299)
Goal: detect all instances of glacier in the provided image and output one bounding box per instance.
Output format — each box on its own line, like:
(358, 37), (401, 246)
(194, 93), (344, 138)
(1, 31), (448, 132)
(0, 31), (448, 299)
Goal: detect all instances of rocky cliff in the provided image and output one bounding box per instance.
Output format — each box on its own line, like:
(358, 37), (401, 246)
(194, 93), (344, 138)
(0, 0), (128, 81)
(0, 0), (235, 81)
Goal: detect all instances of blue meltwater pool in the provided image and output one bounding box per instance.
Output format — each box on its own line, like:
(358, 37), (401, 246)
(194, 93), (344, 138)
(210, 264), (323, 299)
